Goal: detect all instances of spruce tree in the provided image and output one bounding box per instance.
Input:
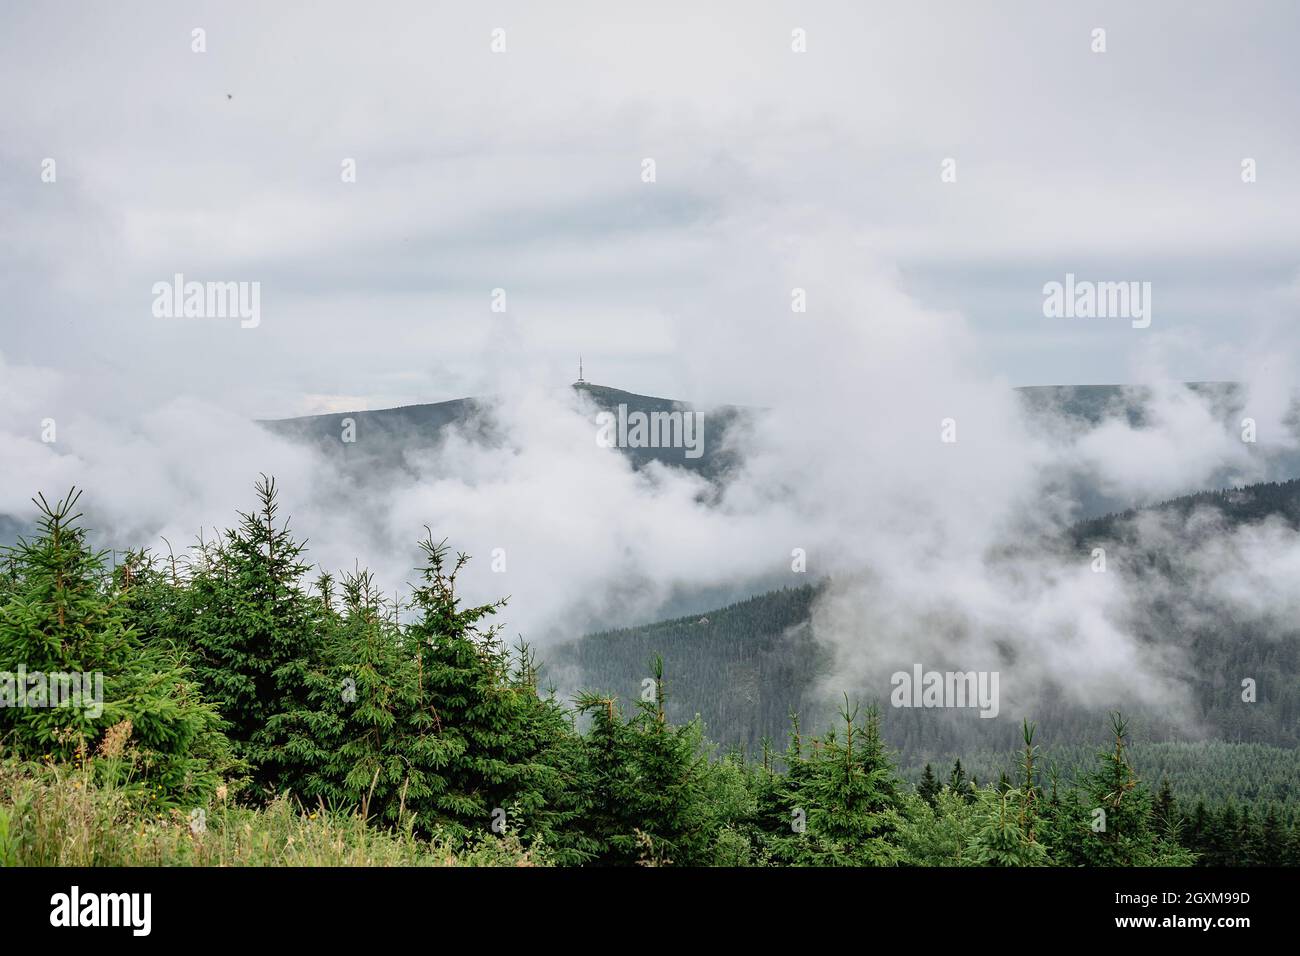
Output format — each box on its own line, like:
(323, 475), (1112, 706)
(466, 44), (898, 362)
(1187, 799), (1210, 859)
(262, 567), (432, 823)
(501, 638), (598, 864)
(1214, 804), (1239, 866)
(1077, 714), (1192, 866)
(948, 758), (974, 802)
(185, 476), (320, 795)
(575, 658), (710, 865)
(0, 489), (231, 802)
(1153, 778), (1177, 833)
(917, 762), (941, 808)
(574, 692), (641, 864)
(624, 657), (711, 864)
(1236, 806), (1263, 867)
(967, 720), (1047, 866)
(748, 723), (806, 863)
(1260, 805), (1284, 867)
(404, 531), (551, 842)
(775, 699), (904, 866)
(966, 786), (1049, 866)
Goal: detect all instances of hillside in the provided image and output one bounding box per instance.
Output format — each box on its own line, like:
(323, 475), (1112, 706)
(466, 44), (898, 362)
(556, 476), (1300, 756)
(259, 381), (750, 482)
(552, 584), (829, 749)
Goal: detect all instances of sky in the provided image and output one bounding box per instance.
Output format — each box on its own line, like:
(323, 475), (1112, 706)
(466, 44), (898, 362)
(2, 0), (1298, 416)
(3, 2), (1300, 721)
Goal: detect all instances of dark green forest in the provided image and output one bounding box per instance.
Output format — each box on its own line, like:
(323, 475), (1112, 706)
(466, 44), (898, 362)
(557, 584), (831, 749)
(1, 479), (1296, 866)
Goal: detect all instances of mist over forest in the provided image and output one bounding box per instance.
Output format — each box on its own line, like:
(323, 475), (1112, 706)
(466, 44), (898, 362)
(4, 2), (1300, 909)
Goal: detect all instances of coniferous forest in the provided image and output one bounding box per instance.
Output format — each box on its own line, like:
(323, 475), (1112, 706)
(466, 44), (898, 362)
(2, 479), (1294, 868)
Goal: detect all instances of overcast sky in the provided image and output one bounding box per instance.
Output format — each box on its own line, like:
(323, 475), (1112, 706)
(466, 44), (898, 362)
(3, 0), (1298, 418)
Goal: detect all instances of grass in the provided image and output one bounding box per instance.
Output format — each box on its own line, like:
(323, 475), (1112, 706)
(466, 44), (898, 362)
(0, 759), (543, 867)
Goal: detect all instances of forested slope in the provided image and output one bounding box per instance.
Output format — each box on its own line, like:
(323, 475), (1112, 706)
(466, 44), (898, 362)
(564, 477), (1300, 757)
(554, 584), (829, 748)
